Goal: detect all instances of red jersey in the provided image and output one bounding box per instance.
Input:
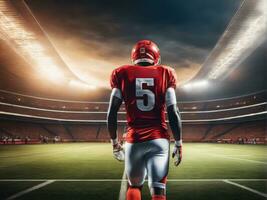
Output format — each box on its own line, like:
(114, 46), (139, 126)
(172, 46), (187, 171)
(110, 65), (177, 143)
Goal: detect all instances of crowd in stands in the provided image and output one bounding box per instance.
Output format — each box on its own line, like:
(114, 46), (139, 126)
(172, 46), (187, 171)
(0, 135), (31, 144)
(0, 134), (61, 144)
(217, 137), (260, 144)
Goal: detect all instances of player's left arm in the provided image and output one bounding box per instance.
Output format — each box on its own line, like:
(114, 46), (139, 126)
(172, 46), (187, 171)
(165, 68), (183, 166)
(107, 88), (124, 161)
(166, 88), (183, 166)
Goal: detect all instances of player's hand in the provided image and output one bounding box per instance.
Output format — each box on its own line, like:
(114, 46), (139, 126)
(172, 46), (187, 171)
(113, 143), (125, 162)
(172, 142), (182, 166)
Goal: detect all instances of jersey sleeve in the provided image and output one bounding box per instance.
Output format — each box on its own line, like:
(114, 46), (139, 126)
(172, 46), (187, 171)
(167, 68), (177, 89)
(110, 69), (121, 89)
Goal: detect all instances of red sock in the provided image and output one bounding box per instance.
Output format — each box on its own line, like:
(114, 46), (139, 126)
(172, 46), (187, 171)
(152, 195), (166, 200)
(127, 187), (141, 200)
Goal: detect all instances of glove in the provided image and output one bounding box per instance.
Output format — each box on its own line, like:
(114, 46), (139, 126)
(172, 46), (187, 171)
(111, 139), (125, 162)
(172, 140), (182, 166)
(113, 143), (125, 161)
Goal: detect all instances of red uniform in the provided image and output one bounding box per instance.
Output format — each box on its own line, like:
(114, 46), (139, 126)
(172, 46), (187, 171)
(110, 64), (177, 143)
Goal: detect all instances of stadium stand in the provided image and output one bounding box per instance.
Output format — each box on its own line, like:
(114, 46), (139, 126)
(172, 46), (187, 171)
(0, 120), (266, 144)
(0, 89), (266, 121)
(0, 90), (266, 144)
(215, 121), (266, 144)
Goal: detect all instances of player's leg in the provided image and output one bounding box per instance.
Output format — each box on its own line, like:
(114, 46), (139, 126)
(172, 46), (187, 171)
(125, 142), (147, 200)
(146, 139), (169, 200)
(126, 185), (142, 200)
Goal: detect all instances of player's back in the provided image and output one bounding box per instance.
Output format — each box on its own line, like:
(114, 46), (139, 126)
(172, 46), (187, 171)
(110, 64), (177, 143)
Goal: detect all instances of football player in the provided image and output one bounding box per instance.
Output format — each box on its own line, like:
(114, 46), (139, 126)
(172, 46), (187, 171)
(107, 40), (182, 200)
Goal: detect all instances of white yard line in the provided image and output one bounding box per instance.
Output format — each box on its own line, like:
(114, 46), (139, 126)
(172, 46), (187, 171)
(5, 180), (55, 200)
(118, 170), (127, 200)
(0, 178), (266, 182)
(167, 179), (267, 182)
(208, 154), (267, 164)
(209, 154), (251, 157)
(2, 178), (266, 199)
(223, 179), (267, 198)
(0, 179), (128, 182)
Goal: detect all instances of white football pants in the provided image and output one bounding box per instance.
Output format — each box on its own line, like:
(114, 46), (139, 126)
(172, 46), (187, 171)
(125, 138), (169, 191)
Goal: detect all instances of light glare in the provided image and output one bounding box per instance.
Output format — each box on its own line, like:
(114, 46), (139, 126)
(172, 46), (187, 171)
(69, 80), (97, 90)
(0, 1), (65, 83)
(182, 80), (209, 90)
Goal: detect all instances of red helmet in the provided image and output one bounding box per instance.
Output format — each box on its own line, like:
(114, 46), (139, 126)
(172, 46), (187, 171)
(131, 40), (161, 65)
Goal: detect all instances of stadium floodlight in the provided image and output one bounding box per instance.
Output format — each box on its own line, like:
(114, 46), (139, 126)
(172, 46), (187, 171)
(206, 0), (267, 80)
(0, 1), (65, 82)
(69, 79), (97, 90)
(182, 80), (209, 90)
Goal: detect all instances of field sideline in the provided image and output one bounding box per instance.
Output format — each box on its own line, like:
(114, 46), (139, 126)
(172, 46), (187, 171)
(0, 143), (266, 200)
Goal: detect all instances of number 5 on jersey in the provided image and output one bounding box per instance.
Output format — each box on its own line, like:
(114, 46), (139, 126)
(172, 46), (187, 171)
(136, 78), (155, 111)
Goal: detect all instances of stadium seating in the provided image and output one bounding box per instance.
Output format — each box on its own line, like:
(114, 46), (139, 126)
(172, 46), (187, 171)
(0, 90), (266, 144)
(0, 89), (265, 112)
(0, 119), (266, 144)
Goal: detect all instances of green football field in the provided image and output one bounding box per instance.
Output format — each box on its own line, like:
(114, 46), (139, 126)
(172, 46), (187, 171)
(0, 143), (266, 200)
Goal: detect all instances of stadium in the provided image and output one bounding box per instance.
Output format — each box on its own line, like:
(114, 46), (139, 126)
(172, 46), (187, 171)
(0, 0), (266, 200)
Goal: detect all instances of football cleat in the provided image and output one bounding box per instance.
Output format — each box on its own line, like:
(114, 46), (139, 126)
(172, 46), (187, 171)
(131, 40), (161, 65)
(113, 143), (125, 162)
(172, 141), (182, 166)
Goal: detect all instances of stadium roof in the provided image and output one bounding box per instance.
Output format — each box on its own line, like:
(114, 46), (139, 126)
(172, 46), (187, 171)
(0, 0), (93, 88)
(0, 0), (266, 101)
(191, 0), (267, 81)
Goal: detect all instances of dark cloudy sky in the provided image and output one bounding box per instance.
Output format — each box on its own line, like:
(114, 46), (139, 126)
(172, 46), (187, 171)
(26, 0), (242, 87)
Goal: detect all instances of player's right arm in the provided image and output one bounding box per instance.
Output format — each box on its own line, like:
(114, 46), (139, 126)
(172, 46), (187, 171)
(107, 88), (122, 141)
(107, 88), (124, 161)
(107, 69), (124, 161)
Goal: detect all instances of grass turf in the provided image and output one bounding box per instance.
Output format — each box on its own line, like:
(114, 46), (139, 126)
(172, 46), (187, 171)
(0, 143), (266, 200)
